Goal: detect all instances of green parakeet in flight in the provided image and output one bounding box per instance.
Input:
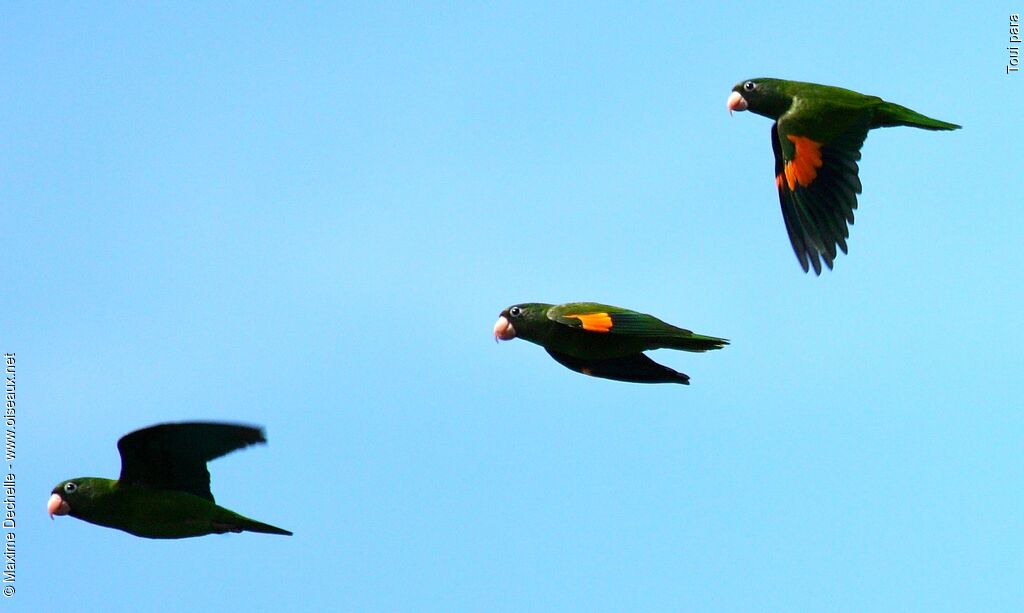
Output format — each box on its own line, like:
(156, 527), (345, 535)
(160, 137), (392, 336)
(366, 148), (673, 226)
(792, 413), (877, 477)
(48, 422), (292, 539)
(494, 302), (727, 384)
(727, 78), (960, 274)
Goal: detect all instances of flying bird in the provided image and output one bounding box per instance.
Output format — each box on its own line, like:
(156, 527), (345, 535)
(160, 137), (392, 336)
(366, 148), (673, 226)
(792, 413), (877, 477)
(48, 421), (292, 539)
(727, 78), (960, 274)
(493, 302), (727, 384)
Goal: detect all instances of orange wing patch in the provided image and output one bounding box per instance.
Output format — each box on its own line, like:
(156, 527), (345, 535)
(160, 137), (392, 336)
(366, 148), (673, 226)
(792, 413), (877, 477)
(783, 135), (823, 190)
(565, 312), (613, 333)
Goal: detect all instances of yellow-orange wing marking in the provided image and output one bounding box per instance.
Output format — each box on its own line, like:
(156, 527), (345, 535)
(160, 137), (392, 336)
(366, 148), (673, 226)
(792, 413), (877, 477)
(564, 312), (613, 333)
(782, 135), (823, 190)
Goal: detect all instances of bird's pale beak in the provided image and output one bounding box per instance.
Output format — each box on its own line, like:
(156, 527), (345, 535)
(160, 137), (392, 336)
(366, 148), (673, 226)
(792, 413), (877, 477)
(47, 493), (69, 519)
(727, 91), (747, 115)
(493, 316), (516, 342)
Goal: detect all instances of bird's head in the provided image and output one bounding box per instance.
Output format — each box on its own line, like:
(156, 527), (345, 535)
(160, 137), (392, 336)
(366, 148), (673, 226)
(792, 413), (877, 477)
(728, 78), (791, 119)
(48, 478), (103, 520)
(494, 303), (549, 343)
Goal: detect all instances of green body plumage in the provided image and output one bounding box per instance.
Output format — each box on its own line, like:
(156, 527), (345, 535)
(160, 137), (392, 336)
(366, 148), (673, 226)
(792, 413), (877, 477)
(510, 302), (725, 357)
(729, 78), (959, 274)
(495, 302), (727, 384)
(51, 477), (290, 538)
(49, 422), (291, 539)
(741, 79), (961, 133)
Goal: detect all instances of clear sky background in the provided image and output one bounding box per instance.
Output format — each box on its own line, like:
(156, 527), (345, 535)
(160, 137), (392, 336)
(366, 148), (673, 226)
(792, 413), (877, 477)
(4, 3), (1022, 611)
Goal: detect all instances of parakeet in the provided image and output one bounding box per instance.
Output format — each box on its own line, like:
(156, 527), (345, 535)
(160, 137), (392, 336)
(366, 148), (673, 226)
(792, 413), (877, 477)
(727, 78), (960, 274)
(493, 302), (727, 384)
(47, 422), (292, 539)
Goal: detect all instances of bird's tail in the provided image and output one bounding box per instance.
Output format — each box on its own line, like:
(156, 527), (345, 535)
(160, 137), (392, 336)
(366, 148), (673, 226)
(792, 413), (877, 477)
(874, 102), (961, 131)
(242, 517), (293, 536)
(670, 333), (729, 353)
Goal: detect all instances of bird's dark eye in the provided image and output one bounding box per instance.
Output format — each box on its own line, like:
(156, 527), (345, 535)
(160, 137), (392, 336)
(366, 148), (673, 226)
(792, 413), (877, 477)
(509, 306), (522, 318)
(64, 482), (77, 493)
(743, 81), (756, 92)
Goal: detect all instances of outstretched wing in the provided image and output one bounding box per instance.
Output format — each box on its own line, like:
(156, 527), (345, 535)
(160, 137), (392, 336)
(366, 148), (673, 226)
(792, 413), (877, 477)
(117, 422), (266, 501)
(545, 349), (690, 384)
(771, 120), (867, 274)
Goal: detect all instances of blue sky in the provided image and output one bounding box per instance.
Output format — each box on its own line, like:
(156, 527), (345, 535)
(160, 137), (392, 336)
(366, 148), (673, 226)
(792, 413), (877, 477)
(4, 3), (1021, 611)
